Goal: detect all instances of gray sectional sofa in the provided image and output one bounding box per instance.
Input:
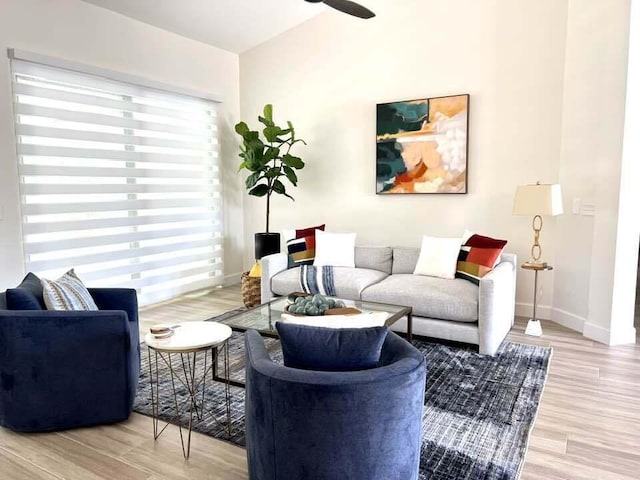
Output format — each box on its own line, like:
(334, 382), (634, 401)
(261, 246), (517, 355)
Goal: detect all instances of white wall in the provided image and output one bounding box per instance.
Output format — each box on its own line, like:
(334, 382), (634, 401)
(553, 0), (634, 342)
(240, 0), (569, 311)
(0, 0), (244, 289)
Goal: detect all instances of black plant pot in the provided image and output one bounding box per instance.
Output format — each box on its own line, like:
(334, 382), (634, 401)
(254, 232), (281, 260)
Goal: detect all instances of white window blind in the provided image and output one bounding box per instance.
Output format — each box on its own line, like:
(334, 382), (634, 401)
(10, 58), (224, 306)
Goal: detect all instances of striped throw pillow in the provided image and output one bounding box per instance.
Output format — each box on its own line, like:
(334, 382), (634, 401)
(41, 269), (99, 311)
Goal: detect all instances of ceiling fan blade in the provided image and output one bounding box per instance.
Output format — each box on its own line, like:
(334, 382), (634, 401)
(323, 0), (375, 19)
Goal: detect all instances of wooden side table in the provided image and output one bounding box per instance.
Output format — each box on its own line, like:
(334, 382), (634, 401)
(521, 263), (553, 336)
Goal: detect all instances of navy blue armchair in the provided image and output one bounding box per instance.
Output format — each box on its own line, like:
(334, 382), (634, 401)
(0, 288), (140, 432)
(245, 329), (426, 480)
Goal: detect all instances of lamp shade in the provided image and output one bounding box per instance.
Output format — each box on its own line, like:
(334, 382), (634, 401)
(513, 183), (563, 216)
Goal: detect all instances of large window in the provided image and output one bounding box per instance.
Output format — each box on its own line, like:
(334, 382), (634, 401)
(10, 57), (223, 306)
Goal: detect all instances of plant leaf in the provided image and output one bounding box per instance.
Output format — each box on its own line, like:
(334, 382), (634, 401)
(235, 122), (249, 136)
(272, 180), (294, 200)
(249, 184), (270, 197)
(263, 104), (273, 123)
(266, 167), (281, 179)
(282, 154), (304, 169)
(283, 165), (298, 186)
(263, 126), (283, 143)
(245, 172), (262, 189)
(263, 146), (279, 163)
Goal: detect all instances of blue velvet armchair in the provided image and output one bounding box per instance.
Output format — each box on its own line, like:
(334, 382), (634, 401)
(0, 288), (140, 432)
(244, 329), (426, 480)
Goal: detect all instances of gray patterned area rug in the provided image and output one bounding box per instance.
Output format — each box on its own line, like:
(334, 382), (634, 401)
(134, 310), (551, 480)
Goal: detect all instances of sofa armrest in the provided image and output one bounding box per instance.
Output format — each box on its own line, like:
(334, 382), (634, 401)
(478, 260), (517, 355)
(260, 253), (289, 303)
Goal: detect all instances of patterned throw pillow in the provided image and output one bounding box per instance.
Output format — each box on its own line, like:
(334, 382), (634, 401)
(456, 234), (508, 285)
(287, 224), (325, 267)
(41, 269), (99, 311)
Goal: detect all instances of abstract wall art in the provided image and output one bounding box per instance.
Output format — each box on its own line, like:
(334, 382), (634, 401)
(376, 94), (469, 194)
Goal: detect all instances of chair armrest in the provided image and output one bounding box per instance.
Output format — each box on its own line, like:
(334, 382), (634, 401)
(88, 288), (138, 324)
(478, 261), (517, 355)
(0, 310), (138, 430)
(260, 253), (289, 303)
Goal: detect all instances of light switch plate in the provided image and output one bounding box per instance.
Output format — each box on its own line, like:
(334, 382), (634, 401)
(581, 203), (596, 216)
(572, 198), (581, 215)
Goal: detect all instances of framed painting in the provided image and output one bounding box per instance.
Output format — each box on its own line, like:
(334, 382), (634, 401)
(376, 94), (469, 194)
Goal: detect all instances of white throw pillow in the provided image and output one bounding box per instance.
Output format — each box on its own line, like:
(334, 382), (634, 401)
(413, 235), (463, 279)
(313, 230), (356, 267)
(279, 311), (389, 328)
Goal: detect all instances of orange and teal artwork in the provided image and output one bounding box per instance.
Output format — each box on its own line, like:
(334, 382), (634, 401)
(376, 94), (469, 194)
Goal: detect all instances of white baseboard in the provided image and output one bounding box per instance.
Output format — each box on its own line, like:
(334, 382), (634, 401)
(582, 322), (611, 344)
(551, 307), (587, 333)
(223, 272), (242, 286)
(515, 302), (552, 321)
(516, 302), (587, 336)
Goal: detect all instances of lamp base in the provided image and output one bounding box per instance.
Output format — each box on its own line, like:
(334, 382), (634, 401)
(524, 319), (543, 337)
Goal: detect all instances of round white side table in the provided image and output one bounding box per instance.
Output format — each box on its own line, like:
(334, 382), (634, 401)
(145, 321), (232, 459)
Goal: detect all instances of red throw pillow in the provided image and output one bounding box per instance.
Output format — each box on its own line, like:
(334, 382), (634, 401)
(295, 224), (325, 239)
(456, 233), (508, 284)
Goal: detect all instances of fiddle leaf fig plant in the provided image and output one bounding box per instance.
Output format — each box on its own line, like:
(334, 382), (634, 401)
(235, 104), (306, 233)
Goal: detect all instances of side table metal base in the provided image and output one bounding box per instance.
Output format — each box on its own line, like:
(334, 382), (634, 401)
(147, 342), (231, 459)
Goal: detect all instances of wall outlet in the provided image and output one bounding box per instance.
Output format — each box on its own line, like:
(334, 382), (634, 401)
(572, 198), (581, 215)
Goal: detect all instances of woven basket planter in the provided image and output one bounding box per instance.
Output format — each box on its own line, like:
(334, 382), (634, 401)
(241, 272), (261, 308)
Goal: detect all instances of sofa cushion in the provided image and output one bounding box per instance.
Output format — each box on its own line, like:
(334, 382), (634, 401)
(355, 246), (392, 274)
(6, 272), (46, 310)
(272, 267), (388, 300)
(275, 323), (389, 371)
(361, 274), (478, 322)
(392, 247), (420, 274)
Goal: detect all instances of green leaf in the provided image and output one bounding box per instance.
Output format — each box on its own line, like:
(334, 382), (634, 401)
(287, 121), (295, 141)
(243, 131), (260, 142)
(235, 122), (249, 136)
(266, 167), (281, 179)
(273, 180), (294, 200)
(249, 184), (270, 197)
(245, 172), (262, 189)
(282, 154), (305, 169)
(263, 126), (283, 143)
(263, 146), (279, 163)
(263, 104), (273, 123)
(238, 160), (250, 172)
(283, 165), (298, 186)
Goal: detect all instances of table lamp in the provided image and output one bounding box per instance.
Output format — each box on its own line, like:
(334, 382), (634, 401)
(512, 182), (563, 267)
(513, 181), (563, 336)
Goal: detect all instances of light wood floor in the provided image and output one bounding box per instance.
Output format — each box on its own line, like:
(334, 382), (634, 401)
(0, 284), (639, 479)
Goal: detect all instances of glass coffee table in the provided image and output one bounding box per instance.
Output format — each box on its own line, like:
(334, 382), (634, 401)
(215, 296), (412, 388)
